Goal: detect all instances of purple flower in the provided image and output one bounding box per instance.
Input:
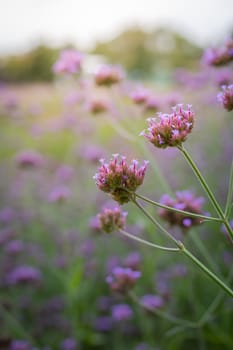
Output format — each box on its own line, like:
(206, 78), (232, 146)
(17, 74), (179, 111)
(6, 265), (42, 285)
(202, 39), (233, 66)
(95, 65), (124, 86)
(87, 98), (109, 114)
(140, 294), (164, 310)
(60, 338), (78, 350)
(217, 84), (233, 111)
(123, 251), (141, 270)
(130, 86), (151, 104)
(158, 190), (205, 231)
(53, 50), (83, 74)
(112, 303), (133, 321)
(141, 104), (194, 148)
(94, 316), (114, 332)
(48, 186), (71, 203)
(4, 240), (24, 254)
(10, 340), (31, 350)
(16, 150), (44, 169)
(106, 266), (141, 294)
(94, 154), (148, 204)
(97, 207), (127, 233)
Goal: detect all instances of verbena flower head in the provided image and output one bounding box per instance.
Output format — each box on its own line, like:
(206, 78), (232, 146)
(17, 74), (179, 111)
(217, 84), (233, 111)
(94, 65), (124, 86)
(6, 265), (42, 285)
(87, 99), (109, 114)
(48, 186), (71, 203)
(53, 49), (83, 74)
(106, 266), (141, 294)
(111, 303), (133, 321)
(202, 39), (233, 66)
(140, 294), (164, 310)
(94, 154), (149, 204)
(16, 150), (44, 169)
(130, 86), (151, 104)
(141, 104), (194, 148)
(97, 207), (127, 233)
(158, 190), (205, 231)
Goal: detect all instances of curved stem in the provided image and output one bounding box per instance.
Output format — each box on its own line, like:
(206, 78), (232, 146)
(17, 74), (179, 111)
(132, 197), (182, 248)
(118, 229), (179, 252)
(225, 159), (233, 218)
(135, 192), (222, 223)
(179, 145), (233, 241)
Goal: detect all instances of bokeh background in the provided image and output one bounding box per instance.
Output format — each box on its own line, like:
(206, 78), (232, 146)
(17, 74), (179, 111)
(0, 1), (233, 350)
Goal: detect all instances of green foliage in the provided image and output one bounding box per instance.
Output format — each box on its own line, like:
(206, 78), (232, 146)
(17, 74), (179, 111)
(92, 27), (202, 79)
(0, 45), (59, 82)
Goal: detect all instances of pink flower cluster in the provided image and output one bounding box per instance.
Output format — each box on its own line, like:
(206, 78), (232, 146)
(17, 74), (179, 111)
(95, 65), (124, 86)
(94, 154), (149, 204)
(97, 207), (127, 233)
(141, 104), (194, 148)
(202, 39), (233, 66)
(16, 150), (44, 169)
(217, 84), (233, 111)
(53, 50), (83, 74)
(106, 266), (141, 294)
(158, 190), (205, 231)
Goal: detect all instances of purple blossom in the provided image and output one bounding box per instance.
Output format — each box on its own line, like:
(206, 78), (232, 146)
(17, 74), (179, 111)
(141, 104), (194, 148)
(94, 154), (148, 204)
(10, 340), (31, 350)
(130, 86), (151, 104)
(53, 50), (83, 74)
(95, 65), (124, 86)
(97, 207), (128, 233)
(217, 84), (233, 111)
(202, 39), (233, 66)
(60, 338), (78, 350)
(123, 251), (141, 270)
(140, 294), (164, 310)
(48, 186), (71, 203)
(87, 98), (109, 114)
(4, 240), (24, 254)
(158, 190), (205, 231)
(6, 265), (42, 285)
(94, 316), (114, 332)
(112, 303), (133, 321)
(106, 266), (141, 294)
(16, 150), (44, 169)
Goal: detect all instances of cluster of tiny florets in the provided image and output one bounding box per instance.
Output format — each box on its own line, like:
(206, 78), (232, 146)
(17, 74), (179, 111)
(106, 266), (141, 294)
(141, 104), (194, 148)
(97, 207), (128, 233)
(158, 190), (205, 231)
(95, 65), (124, 86)
(93, 154), (149, 204)
(217, 84), (233, 111)
(53, 50), (83, 74)
(202, 39), (233, 66)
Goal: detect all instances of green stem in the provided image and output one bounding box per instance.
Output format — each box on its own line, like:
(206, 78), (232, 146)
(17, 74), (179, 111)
(179, 145), (233, 241)
(132, 197), (181, 248)
(182, 247), (233, 298)
(225, 159), (233, 218)
(132, 196), (233, 298)
(135, 192), (222, 223)
(118, 229), (179, 252)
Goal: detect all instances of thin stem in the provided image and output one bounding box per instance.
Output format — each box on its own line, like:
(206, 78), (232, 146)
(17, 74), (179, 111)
(182, 247), (233, 298)
(135, 192), (222, 223)
(225, 159), (233, 218)
(132, 197), (181, 248)
(118, 229), (179, 252)
(179, 145), (233, 241)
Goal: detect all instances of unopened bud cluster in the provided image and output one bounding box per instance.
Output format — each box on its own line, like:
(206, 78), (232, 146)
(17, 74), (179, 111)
(158, 190), (205, 230)
(97, 207), (127, 233)
(141, 104), (194, 148)
(94, 154), (148, 204)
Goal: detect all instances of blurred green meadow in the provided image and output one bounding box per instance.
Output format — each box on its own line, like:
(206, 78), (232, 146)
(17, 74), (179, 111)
(0, 43), (233, 350)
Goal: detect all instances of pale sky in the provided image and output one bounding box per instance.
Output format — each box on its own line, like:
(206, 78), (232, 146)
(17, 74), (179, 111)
(1, 0), (233, 55)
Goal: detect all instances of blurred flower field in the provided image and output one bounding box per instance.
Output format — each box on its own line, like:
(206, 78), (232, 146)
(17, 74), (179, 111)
(0, 43), (233, 350)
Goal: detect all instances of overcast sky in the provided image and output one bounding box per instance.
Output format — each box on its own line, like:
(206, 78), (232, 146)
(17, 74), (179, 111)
(1, 0), (233, 55)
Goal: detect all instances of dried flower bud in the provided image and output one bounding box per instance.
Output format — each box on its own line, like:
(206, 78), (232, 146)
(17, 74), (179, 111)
(141, 104), (194, 148)
(94, 154), (148, 204)
(158, 190), (205, 231)
(97, 207), (127, 233)
(217, 84), (233, 111)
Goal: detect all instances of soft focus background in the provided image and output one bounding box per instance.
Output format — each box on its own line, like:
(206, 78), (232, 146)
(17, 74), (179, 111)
(0, 1), (233, 350)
